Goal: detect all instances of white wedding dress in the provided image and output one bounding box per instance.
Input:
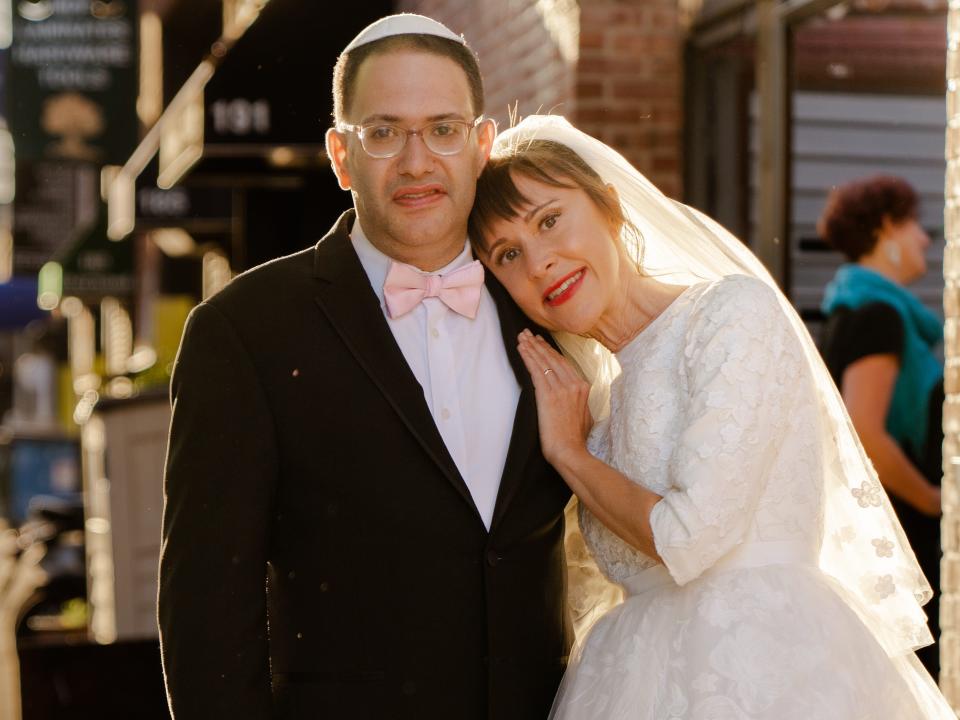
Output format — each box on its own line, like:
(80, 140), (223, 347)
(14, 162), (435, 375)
(551, 275), (955, 720)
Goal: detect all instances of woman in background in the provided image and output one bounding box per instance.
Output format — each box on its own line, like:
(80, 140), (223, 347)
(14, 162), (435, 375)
(819, 176), (942, 676)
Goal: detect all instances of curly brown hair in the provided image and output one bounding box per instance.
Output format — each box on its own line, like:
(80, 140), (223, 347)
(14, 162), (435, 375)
(816, 175), (919, 261)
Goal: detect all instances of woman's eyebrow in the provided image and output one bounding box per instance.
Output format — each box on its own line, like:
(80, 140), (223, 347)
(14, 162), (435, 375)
(484, 236), (506, 256)
(524, 199), (556, 223)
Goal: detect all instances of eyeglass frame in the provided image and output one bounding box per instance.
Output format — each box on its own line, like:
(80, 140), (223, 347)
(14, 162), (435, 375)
(335, 116), (487, 159)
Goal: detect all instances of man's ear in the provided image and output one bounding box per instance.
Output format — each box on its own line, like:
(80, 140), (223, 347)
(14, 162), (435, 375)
(474, 117), (497, 176)
(325, 127), (352, 191)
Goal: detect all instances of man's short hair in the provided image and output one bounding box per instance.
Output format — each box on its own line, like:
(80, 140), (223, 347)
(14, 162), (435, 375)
(332, 33), (485, 124)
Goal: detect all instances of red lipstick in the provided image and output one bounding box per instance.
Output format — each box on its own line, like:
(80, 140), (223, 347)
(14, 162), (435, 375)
(543, 268), (586, 307)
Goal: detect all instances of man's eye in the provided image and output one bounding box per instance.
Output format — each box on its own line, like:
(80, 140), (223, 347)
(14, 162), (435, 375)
(430, 123), (456, 137)
(370, 126), (399, 140)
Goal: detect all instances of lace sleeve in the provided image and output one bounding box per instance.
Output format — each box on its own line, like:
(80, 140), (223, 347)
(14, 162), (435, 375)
(650, 276), (805, 585)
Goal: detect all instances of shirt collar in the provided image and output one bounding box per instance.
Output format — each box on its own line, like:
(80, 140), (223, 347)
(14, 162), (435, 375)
(349, 217), (476, 304)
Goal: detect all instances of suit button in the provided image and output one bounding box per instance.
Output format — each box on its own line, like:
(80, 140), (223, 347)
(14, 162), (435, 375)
(401, 680), (416, 696)
(319, 581), (330, 592)
(486, 550), (502, 567)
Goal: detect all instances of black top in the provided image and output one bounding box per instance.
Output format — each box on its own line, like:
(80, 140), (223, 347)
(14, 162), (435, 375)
(821, 302), (904, 382)
(820, 300), (942, 484)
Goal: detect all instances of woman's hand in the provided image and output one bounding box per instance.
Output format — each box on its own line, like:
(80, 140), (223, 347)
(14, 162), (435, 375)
(517, 330), (662, 558)
(517, 330), (593, 465)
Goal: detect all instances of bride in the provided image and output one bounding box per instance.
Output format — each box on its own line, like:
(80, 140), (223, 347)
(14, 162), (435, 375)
(468, 115), (955, 719)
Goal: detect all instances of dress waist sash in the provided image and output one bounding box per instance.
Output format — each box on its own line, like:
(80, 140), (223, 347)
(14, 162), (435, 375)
(619, 540), (817, 597)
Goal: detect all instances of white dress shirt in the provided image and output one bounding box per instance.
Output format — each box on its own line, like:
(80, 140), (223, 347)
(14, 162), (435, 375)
(350, 219), (521, 530)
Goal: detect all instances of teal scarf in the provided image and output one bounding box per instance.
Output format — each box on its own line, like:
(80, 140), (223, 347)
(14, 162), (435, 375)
(822, 264), (943, 458)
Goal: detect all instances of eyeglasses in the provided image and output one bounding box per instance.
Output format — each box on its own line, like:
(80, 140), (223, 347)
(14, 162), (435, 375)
(336, 117), (484, 159)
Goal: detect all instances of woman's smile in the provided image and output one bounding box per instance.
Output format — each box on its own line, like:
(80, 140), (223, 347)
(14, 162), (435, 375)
(544, 268), (587, 306)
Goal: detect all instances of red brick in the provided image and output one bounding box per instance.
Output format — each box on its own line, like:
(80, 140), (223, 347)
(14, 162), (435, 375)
(653, 155), (680, 173)
(650, 8), (680, 31)
(576, 80), (604, 98)
(613, 80), (677, 100)
(576, 107), (645, 124)
(578, 57), (650, 75)
(613, 34), (647, 56)
(580, 30), (605, 49)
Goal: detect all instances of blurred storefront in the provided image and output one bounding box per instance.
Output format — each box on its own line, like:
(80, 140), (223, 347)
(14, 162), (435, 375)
(2, 1), (394, 717)
(685, 0), (947, 336)
(0, 0), (954, 717)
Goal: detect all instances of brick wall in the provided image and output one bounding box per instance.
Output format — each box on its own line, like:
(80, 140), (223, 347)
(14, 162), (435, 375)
(399, 0), (685, 198)
(576, 1), (684, 199)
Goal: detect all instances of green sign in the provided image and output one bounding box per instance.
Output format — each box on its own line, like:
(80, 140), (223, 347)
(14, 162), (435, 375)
(57, 203), (134, 300)
(9, 0), (137, 164)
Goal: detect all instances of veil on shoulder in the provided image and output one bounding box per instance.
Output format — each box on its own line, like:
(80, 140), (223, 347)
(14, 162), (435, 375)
(489, 115), (934, 660)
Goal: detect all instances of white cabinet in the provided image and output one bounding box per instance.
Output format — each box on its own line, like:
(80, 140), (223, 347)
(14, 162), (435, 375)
(84, 395), (169, 642)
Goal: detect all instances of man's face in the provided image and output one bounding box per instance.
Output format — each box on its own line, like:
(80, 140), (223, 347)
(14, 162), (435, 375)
(327, 50), (494, 261)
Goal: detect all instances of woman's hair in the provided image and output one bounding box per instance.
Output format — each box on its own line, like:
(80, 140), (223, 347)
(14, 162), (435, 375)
(817, 175), (919, 261)
(469, 139), (640, 264)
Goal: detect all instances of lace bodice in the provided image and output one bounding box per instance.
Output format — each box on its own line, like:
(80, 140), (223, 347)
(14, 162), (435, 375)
(581, 275), (825, 585)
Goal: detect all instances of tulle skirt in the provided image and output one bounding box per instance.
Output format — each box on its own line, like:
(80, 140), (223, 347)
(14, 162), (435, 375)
(550, 562), (955, 719)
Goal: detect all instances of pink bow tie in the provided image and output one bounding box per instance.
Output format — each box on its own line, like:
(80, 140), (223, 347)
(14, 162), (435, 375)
(383, 259), (485, 319)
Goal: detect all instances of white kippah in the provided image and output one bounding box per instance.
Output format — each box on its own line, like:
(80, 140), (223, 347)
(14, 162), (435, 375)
(342, 13), (465, 53)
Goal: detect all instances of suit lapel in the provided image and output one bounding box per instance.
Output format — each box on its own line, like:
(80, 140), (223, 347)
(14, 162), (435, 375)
(485, 272), (542, 533)
(312, 211), (484, 526)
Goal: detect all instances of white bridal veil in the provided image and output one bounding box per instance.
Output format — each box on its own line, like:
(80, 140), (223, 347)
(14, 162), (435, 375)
(491, 115), (934, 659)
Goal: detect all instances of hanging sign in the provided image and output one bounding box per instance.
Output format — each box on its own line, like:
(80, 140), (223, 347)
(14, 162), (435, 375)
(9, 0), (138, 164)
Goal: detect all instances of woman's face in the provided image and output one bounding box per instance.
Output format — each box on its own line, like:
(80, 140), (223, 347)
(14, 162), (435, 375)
(477, 173), (625, 334)
(883, 216), (930, 284)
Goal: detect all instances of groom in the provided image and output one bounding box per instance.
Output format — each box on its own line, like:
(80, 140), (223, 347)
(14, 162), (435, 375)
(158, 13), (572, 720)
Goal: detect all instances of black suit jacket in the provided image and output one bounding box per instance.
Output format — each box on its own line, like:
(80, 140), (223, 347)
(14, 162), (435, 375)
(158, 210), (573, 719)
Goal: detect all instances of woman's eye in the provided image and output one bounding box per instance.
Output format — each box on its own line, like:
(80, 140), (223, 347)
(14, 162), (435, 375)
(541, 213), (559, 230)
(499, 248), (521, 264)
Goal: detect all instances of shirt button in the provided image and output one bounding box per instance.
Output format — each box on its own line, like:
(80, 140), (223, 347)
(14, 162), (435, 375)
(441, 408), (451, 420)
(430, 327), (440, 339)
